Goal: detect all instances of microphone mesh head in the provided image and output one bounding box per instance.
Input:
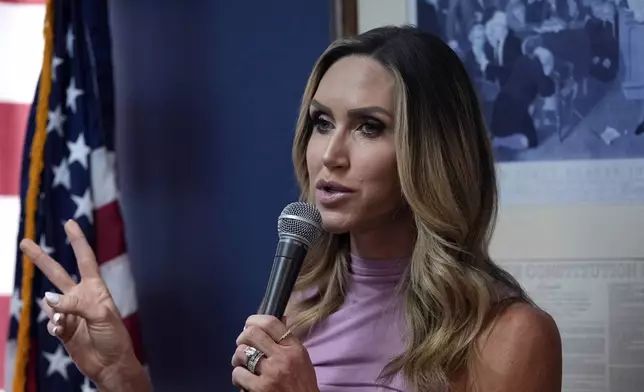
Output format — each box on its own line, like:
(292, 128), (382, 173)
(277, 202), (323, 248)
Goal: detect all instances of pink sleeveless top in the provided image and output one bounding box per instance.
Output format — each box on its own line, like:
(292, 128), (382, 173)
(301, 254), (410, 391)
(299, 254), (517, 392)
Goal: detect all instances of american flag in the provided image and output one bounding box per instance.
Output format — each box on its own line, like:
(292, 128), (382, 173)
(2, 1), (145, 391)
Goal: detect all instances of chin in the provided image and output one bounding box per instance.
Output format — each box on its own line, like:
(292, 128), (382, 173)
(319, 210), (352, 234)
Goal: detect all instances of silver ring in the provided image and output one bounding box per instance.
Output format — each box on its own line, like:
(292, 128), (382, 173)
(246, 349), (265, 374)
(243, 346), (259, 363)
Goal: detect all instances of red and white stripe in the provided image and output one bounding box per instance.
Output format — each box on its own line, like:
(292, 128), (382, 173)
(0, 0), (46, 388)
(90, 148), (144, 364)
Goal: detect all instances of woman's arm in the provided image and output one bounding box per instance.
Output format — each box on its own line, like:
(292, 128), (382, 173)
(95, 355), (153, 392)
(454, 302), (563, 392)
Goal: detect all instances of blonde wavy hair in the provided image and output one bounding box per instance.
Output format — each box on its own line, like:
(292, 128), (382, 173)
(286, 26), (530, 391)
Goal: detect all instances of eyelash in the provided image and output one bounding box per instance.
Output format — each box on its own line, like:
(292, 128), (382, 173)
(310, 114), (385, 138)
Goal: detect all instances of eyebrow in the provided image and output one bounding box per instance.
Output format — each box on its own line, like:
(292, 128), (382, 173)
(310, 99), (392, 119)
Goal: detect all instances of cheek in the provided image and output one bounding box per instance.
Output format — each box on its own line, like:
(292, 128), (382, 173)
(305, 142), (323, 184)
(305, 147), (317, 172)
(358, 151), (399, 199)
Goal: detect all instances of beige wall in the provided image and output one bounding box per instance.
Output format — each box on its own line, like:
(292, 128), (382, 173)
(357, 0), (410, 33)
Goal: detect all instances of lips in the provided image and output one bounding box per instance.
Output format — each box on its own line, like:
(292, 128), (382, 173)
(315, 179), (355, 207)
(315, 179), (354, 193)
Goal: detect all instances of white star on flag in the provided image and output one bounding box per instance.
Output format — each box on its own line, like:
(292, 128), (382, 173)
(10, 290), (24, 321)
(37, 297), (49, 323)
(66, 25), (75, 57)
(52, 157), (72, 190)
(81, 377), (98, 392)
(67, 133), (91, 168)
(52, 55), (64, 81)
(72, 189), (94, 223)
(40, 234), (55, 255)
(43, 345), (74, 379)
(47, 104), (67, 136)
(65, 77), (84, 113)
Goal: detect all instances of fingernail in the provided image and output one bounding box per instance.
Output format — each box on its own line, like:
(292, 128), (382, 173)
(45, 292), (60, 304)
(53, 313), (62, 324)
(52, 326), (59, 336)
(65, 221), (80, 235)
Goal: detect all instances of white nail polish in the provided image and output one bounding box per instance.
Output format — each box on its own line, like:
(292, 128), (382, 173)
(45, 292), (60, 304)
(53, 313), (62, 324)
(52, 326), (59, 336)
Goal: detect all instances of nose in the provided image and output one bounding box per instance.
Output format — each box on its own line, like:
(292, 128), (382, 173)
(321, 131), (349, 170)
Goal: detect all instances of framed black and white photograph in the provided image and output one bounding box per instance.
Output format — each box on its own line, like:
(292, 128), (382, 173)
(407, 0), (644, 204)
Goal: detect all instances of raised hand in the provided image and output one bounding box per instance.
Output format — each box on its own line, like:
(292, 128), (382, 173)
(19, 220), (146, 388)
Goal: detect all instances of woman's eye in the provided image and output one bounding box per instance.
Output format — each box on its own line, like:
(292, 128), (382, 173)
(359, 121), (385, 137)
(312, 117), (333, 133)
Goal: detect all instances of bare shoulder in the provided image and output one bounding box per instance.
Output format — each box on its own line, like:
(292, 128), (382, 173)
(454, 302), (563, 392)
(480, 301), (562, 364)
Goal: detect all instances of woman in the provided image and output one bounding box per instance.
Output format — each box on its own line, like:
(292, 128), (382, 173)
(20, 26), (562, 392)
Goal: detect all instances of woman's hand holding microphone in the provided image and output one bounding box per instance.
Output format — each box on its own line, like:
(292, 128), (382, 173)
(19, 220), (151, 392)
(231, 315), (320, 392)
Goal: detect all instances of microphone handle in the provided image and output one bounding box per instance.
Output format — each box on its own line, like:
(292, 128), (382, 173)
(242, 239), (308, 392)
(259, 238), (308, 319)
